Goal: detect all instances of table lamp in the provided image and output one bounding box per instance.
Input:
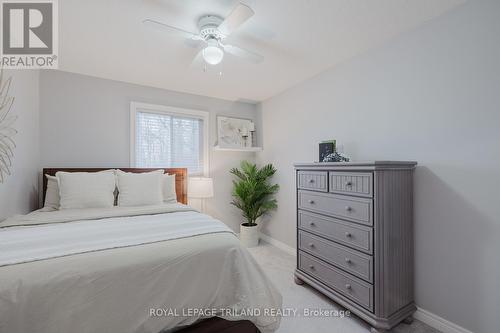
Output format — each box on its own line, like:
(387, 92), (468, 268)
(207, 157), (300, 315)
(188, 177), (214, 213)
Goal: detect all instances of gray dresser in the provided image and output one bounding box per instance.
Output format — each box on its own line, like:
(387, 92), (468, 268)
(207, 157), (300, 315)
(294, 161), (417, 332)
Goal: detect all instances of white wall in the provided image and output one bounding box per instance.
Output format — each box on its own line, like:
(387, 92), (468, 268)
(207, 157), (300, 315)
(257, 1), (499, 332)
(39, 70), (257, 231)
(0, 70), (40, 220)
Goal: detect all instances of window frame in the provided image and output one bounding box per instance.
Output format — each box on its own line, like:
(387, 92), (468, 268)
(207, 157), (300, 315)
(130, 102), (209, 176)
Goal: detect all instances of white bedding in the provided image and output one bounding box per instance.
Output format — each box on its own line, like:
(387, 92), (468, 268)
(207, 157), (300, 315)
(0, 206), (231, 267)
(0, 205), (282, 333)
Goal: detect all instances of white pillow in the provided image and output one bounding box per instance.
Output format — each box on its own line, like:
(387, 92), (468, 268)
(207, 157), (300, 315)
(57, 170), (116, 209)
(116, 170), (163, 207)
(43, 175), (60, 210)
(162, 174), (177, 203)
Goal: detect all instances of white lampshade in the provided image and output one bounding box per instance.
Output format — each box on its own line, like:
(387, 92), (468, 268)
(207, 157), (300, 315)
(188, 177), (214, 198)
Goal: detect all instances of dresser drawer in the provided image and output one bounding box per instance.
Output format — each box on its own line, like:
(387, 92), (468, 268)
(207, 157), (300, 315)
(299, 231), (373, 283)
(298, 190), (373, 226)
(329, 172), (373, 198)
(298, 210), (373, 254)
(299, 251), (373, 311)
(298, 171), (328, 192)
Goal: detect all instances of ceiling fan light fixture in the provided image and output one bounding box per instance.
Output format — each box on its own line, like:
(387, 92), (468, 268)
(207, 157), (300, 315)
(202, 39), (224, 65)
(143, 3), (263, 67)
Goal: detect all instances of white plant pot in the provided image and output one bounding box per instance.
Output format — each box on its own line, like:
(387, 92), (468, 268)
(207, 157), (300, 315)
(240, 223), (259, 247)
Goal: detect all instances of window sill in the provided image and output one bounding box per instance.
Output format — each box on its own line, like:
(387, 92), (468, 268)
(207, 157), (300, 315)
(213, 146), (263, 152)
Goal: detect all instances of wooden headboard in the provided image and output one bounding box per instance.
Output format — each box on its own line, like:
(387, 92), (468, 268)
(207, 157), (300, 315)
(42, 168), (188, 205)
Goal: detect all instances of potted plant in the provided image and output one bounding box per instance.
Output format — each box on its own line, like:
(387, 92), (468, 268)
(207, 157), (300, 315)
(230, 161), (279, 247)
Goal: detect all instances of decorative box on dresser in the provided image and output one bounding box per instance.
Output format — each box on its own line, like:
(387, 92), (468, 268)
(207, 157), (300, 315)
(293, 161), (417, 332)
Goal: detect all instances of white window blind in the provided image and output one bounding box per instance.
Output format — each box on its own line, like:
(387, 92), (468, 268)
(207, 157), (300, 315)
(135, 111), (204, 175)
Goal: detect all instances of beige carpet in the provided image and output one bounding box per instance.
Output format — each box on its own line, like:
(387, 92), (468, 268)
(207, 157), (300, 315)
(248, 243), (439, 333)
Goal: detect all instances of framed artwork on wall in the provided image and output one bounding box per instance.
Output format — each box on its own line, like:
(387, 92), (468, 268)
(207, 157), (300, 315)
(217, 116), (255, 148)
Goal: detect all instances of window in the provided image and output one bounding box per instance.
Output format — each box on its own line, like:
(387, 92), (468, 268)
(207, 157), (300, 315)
(130, 103), (209, 175)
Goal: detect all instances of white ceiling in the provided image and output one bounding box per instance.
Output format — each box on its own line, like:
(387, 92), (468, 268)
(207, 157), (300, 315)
(59, 0), (465, 102)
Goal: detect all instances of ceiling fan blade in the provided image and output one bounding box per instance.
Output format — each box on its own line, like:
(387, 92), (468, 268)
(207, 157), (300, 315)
(184, 38), (204, 49)
(222, 44), (263, 64)
(190, 48), (209, 71)
(217, 2), (254, 37)
(143, 19), (201, 40)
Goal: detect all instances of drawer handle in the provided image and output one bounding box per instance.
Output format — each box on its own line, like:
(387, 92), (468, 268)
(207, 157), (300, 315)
(309, 222), (315, 227)
(345, 284), (352, 290)
(345, 206), (352, 212)
(308, 179), (315, 183)
(345, 258), (351, 264)
(309, 265), (315, 270)
(308, 200), (315, 204)
(345, 181), (353, 186)
(308, 243), (315, 248)
(345, 232), (352, 238)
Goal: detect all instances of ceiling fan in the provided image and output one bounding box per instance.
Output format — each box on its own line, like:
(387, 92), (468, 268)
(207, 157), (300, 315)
(143, 2), (264, 66)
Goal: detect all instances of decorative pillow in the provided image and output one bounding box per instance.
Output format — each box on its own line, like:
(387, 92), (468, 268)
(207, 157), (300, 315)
(42, 175), (60, 210)
(162, 174), (177, 203)
(116, 170), (163, 207)
(56, 170), (116, 209)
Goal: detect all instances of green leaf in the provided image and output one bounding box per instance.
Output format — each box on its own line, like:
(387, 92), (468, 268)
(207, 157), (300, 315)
(229, 160), (279, 225)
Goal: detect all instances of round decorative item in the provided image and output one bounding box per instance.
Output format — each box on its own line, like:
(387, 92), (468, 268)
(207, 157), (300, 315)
(0, 70), (16, 183)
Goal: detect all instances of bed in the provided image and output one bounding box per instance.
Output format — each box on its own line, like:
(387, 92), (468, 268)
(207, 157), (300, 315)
(0, 168), (282, 333)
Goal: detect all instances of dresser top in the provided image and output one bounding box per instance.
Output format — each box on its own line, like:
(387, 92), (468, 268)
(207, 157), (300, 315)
(294, 161), (417, 170)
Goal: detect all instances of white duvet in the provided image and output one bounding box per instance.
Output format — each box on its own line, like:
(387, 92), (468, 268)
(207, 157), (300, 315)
(0, 204), (282, 333)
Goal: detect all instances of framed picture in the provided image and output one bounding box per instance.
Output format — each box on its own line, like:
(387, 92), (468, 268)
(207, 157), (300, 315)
(217, 116), (255, 148)
(319, 140), (336, 162)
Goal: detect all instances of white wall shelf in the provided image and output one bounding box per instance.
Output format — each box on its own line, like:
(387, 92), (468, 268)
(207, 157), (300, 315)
(213, 146), (262, 152)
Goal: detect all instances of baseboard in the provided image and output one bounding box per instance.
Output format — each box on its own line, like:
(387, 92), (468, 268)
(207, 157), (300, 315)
(414, 307), (473, 333)
(259, 233), (296, 256)
(256, 235), (470, 333)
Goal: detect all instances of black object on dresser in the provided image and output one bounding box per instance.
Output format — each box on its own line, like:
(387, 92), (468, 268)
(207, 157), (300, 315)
(293, 161), (417, 333)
